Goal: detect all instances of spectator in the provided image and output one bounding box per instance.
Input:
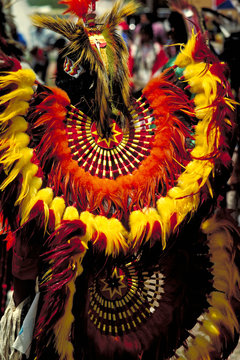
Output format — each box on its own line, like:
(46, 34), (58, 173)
(134, 12), (168, 46)
(30, 25), (56, 83)
(129, 23), (168, 96)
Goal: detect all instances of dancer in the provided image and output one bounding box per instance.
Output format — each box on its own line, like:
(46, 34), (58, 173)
(0, 1), (239, 359)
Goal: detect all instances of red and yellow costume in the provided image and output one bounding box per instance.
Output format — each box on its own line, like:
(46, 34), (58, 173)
(0, 1), (240, 359)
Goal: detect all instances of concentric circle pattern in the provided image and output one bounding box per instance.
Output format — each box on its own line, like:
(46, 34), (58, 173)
(88, 259), (164, 336)
(66, 98), (155, 179)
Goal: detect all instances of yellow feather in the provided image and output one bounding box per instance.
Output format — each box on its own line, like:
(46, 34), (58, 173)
(154, 34), (225, 245)
(128, 210), (147, 247)
(11, 132), (30, 148)
(20, 176), (43, 217)
(20, 187), (53, 225)
(0, 147), (33, 190)
(208, 307), (225, 323)
(54, 279), (75, 360)
(54, 252), (86, 360)
(0, 70), (35, 128)
(0, 132), (29, 149)
(0, 86), (34, 105)
(209, 293), (238, 336)
(202, 319), (220, 336)
(185, 345), (202, 360)
(0, 145), (22, 173)
(175, 31), (197, 68)
(15, 163), (39, 204)
(50, 197), (66, 228)
(93, 216), (128, 256)
(157, 197), (175, 239)
(129, 208), (164, 249)
(193, 336), (212, 360)
(165, 44), (238, 343)
(0, 69), (35, 88)
(0, 132), (31, 178)
(158, 213), (240, 359)
(79, 211), (95, 243)
(3, 116), (28, 137)
(63, 206), (79, 220)
(0, 100), (29, 125)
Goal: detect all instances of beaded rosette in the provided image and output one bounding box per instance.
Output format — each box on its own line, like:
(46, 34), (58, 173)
(66, 99), (154, 179)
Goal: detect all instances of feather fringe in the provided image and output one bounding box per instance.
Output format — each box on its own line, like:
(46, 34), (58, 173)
(151, 32), (236, 245)
(92, 215), (128, 256)
(0, 69), (44, 232)
(32, 81), (192, 217)
(28, 33), (235, 251)
(171, 211), (240, 359)
(53, 251), (86, 360)
(35, 220), (87, 359)
(129, 208), (164, 250)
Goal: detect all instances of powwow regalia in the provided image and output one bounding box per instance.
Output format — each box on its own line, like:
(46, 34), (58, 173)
(0, 0), (240, 359)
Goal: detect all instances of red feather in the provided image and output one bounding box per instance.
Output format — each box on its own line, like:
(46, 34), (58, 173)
(34, 220), (86, 357)
(59, 0), (93, 18)
(192, 32), (218, 64)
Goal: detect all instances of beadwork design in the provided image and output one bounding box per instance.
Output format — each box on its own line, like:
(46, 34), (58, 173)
(88, 259), (164, 336)
(66, 97), (155, 179)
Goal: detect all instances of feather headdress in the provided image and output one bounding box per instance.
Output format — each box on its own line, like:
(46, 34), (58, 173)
(31, 0), (139, 136)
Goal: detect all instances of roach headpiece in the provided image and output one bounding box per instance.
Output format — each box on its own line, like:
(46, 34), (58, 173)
(31, 0), (139, 136)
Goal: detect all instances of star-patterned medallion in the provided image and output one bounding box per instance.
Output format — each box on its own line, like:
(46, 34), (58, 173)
(87, 260), (164, 336)
(91, 122), (123, 149)
(100, 267), (127, 300)
(65, 100), (155, 179)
